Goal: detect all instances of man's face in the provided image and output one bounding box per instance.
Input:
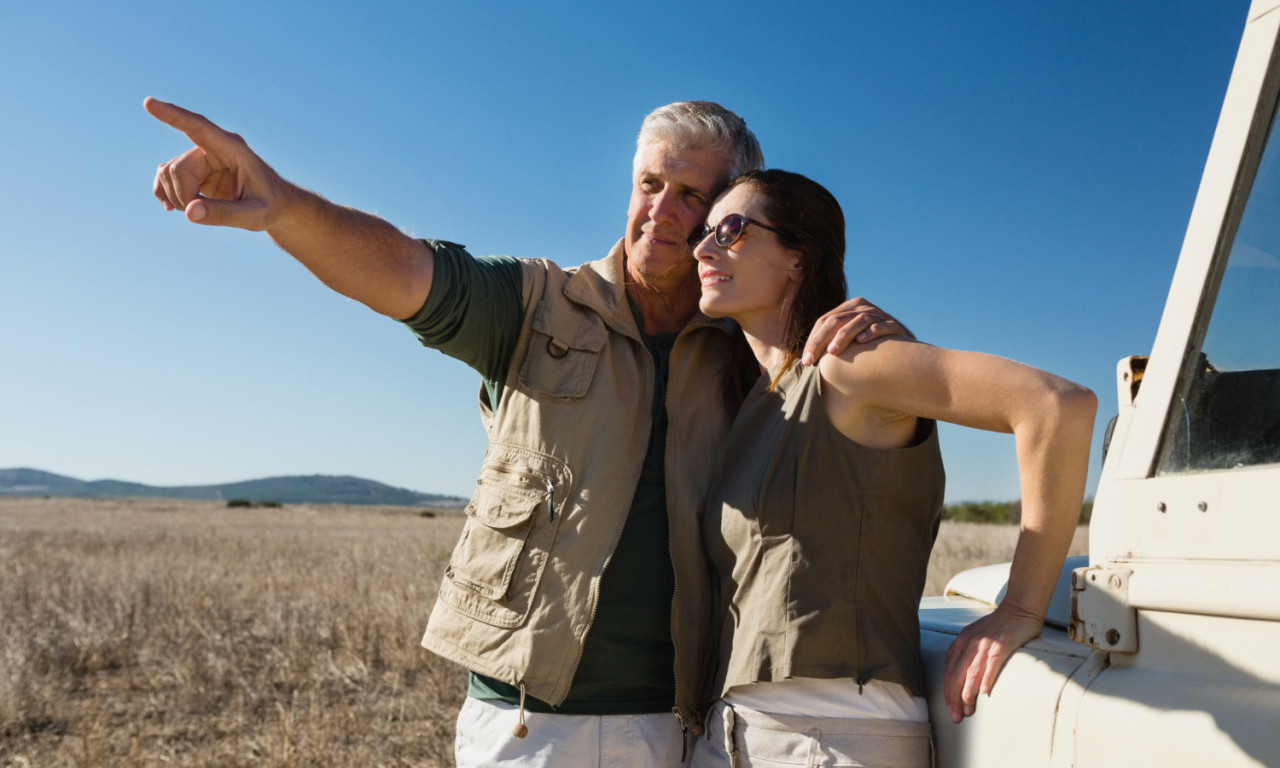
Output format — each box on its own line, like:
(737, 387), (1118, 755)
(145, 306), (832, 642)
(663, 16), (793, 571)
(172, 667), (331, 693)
(625, 140), (734, 290)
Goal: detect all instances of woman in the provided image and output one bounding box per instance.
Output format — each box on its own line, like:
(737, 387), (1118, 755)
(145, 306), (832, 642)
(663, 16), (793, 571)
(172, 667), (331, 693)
(689, 170), (1096, 767)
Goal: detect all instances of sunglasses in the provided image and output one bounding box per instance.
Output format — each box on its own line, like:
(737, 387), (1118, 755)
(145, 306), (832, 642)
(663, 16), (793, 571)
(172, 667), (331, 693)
(696, 213), (784, 248)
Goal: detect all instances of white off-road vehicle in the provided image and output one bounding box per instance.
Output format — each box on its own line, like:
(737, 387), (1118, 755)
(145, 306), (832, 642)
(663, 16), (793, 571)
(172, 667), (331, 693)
(920, 1), (1280, 764)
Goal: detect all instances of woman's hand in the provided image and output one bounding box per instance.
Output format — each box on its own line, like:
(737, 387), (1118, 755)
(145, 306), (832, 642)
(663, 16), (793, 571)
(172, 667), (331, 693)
(943, 600), (1045, 723)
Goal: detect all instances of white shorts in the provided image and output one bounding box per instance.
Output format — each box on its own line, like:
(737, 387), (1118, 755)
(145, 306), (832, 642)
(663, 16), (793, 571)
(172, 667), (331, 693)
(691, 700), (932, 768)
(454, 696), (690, 767)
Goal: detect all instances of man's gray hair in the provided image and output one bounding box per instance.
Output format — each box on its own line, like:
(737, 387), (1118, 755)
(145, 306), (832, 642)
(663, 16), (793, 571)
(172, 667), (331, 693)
(636, 101), (764, 181)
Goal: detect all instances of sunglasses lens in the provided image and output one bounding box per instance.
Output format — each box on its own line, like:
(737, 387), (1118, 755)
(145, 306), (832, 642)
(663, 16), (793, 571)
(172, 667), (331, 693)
(715, 214), (746, 247)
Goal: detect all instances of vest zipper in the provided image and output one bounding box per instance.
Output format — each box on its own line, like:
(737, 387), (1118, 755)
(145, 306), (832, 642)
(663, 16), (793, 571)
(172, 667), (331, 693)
(673, 708), (691, 761)
(544, 476), (555, 522)
(663, 319), (732, 733)
(667, 326), (697, 734)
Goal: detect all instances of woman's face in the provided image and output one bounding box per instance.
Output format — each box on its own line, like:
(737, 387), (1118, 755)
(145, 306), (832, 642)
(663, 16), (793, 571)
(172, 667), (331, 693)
(694, 184), (802, 329)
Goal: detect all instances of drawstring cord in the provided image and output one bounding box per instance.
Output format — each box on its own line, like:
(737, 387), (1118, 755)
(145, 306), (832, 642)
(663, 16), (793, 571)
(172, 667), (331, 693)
(513, 682), (529, 739)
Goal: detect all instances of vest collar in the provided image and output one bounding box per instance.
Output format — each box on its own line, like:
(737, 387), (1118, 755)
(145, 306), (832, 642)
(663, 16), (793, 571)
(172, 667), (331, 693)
(563, 238), (736, 339)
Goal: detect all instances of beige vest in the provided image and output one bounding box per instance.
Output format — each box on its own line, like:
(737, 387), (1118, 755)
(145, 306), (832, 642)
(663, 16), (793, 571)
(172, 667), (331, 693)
(705, 363), (945, 699)
(421, 240), (736, 728)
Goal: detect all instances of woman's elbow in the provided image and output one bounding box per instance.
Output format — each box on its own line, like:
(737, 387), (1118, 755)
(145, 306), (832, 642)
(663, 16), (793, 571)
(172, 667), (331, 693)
(1069, 382), (1098, 420)
(1048, 381), (1098, 439)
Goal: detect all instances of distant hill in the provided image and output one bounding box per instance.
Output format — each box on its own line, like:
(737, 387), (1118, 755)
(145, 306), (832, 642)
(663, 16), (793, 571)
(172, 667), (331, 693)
(0, 468), (466, 508)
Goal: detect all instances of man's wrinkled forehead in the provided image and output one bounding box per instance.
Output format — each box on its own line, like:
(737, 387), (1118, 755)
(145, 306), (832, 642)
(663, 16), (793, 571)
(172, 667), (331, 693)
(632, 139), (735, 193)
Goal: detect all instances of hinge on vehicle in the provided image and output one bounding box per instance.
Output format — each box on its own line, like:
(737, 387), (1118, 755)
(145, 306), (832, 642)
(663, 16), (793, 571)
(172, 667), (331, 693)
(1069, 566), (1139, 652)
(1119, 355), (1148, 405)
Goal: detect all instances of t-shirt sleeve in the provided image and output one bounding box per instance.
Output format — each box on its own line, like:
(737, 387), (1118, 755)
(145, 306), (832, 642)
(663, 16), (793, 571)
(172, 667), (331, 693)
(401, 239), (524, 384)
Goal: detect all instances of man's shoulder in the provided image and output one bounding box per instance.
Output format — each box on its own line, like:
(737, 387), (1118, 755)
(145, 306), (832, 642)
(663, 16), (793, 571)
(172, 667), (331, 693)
(513, 255), (586, 276)
(518, 251), (620, 297)
(427, 238), (625, 318)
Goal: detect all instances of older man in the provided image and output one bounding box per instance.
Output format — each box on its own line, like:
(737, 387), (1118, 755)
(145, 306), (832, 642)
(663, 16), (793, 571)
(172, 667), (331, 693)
(147, 98), (903, 766)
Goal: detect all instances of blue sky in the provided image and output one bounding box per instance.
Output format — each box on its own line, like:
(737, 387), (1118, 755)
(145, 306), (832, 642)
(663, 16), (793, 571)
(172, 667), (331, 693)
(0, 1), (1253, 502)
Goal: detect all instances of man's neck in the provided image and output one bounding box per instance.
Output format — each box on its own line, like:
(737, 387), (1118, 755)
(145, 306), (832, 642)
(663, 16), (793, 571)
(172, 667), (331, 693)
(624, 275), (701, 335)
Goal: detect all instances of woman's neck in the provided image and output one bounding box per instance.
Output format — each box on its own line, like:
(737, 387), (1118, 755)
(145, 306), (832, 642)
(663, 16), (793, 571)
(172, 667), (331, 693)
(738, 315), (791, 376)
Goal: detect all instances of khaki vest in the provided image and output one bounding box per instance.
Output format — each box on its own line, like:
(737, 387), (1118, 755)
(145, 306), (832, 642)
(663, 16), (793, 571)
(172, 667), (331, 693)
(421, 240), (736, 728)
(705, 363), (945, 699)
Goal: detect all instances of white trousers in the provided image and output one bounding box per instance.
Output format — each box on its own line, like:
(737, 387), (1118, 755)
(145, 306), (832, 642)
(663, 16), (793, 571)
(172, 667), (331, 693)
(454, 696), (690, 767)
(690, 700), (932, 768)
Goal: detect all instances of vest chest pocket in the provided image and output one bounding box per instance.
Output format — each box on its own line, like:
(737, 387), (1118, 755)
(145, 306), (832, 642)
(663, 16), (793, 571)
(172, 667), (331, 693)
(518, 296), (608, 400)
(440, 448), (569, 628)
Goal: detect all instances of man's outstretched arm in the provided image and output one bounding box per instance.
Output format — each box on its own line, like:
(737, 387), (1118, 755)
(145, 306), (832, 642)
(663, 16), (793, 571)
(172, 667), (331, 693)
(146, 97), (433, 320)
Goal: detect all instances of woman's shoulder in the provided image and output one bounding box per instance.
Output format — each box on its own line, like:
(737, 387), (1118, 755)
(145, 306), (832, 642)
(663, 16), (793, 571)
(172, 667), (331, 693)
(815, 336), (929, 392)
(813, 338), (928, 448)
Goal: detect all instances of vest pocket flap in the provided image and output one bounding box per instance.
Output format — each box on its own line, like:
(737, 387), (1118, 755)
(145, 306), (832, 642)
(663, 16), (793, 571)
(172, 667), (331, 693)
(530, 299), (608, 352)
(465, 482), (544, 529)
(521, 303), (607, 400)
(445, 485), (541, 600)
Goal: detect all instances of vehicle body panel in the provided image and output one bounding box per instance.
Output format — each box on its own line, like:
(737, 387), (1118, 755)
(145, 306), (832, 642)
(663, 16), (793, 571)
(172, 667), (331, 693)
(920, 1), (1280, 764)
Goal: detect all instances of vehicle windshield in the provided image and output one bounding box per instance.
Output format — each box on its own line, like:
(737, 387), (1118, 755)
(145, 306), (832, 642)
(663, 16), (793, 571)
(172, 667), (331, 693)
(1156, 102), (1280, 474)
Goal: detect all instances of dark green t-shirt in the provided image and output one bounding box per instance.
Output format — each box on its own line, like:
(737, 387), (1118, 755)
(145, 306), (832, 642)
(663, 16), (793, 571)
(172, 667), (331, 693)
(404, 241), (679, 715)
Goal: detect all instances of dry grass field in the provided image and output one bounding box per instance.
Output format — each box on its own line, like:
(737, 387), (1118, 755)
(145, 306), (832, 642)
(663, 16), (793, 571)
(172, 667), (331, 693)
(924, 519), (1089, 597)
(0, 497), (1087, 767)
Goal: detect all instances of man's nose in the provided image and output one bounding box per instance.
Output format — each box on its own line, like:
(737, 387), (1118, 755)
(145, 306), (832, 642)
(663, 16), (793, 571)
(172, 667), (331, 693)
(650, 188), (680, 223)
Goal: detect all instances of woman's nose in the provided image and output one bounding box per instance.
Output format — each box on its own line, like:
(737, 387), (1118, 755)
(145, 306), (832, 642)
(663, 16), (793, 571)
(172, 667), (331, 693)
(693, 234), (717, 262)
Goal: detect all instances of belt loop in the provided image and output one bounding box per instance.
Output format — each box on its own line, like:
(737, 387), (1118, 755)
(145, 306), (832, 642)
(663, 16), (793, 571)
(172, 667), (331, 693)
(722, 703), (739, 768)
(806, 727), (823, 768)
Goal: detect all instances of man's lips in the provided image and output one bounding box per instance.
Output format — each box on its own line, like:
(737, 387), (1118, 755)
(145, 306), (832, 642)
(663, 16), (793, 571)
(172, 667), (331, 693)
(642, 229), (684, 248)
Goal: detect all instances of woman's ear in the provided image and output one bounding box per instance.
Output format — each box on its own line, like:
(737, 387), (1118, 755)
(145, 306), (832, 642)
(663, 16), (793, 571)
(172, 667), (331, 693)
(787, 251), (804, 281)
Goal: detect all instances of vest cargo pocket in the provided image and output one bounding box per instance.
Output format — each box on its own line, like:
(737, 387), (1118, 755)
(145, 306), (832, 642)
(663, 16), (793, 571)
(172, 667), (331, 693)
(446, 483), (541, 600)
(518, 294), (607, 400)
(440, 446), (570, 628)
